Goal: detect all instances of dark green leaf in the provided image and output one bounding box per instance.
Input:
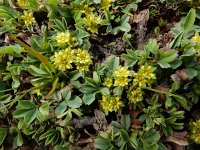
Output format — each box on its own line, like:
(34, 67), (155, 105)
(0, 127), (7, 145)
(95, 138), (112, 150)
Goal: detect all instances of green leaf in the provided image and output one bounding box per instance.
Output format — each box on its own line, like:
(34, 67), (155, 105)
(29, 65), (50, 77)
(95, 138), (112, 150)
(39, 130), (54, 140)
(24, 109), (37, 124)
(186, 68), (197, 80)
(54, 19), (66, 32)
(144, 129), (160, 144)
(157, 50), (177, 68)
(120, 129), (129, 141)
(55, 101), (68, 116)
(183, 8), (196, 31)
(0, 94), (12, 104)
(83, 93), (96, 105)
(106, 55), (120, 71)
(13, 132), (23, 148)
(145, 39), (159, 54)
(39, 101), (50, 116)
(122, 50), (137, 67)
(120, 115), (131, 130)
(165, 96), (172, 108)
(173, 95), (187, 109)
(85, 78), (99, 87)
(170, 32), (183, 49)
(80, 84), (99, 94)
(9, 34), (55, 72)
(66, 95), (82, 108)
(0, 45), (23, 54)
(13, 101), (37, 124)
(100, 87), (110, 95)
(0, 127), (7, 145)
(69, 70), (82, 80)
(18, 100), (36, 109)
(0, 80), (5, 96)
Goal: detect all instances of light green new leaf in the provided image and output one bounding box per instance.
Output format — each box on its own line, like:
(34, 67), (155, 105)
(83, 93), (95, 105)
(66, 95), (82, 108)
(13, 132), (23, 148)
(106, 55), (120, 71)
(39, 101), (50, 116)
(183, 8), (196, 31)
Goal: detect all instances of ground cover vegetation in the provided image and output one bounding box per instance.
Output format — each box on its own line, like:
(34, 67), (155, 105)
(0, 0), (200, 149)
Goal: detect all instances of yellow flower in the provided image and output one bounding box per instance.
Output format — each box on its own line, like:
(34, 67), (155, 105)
(133, 72), (147, 87)
(17, 0), (29, 7)
(100, 0), (113, 9)
(115, 77), (129, 87)
(21, 12), (35, 26)
(115, 67), (130, 78)
(74, 49), (92, 71)
(81, 5), (95, 14)
(55, 31), (77, 46)
(54, 48), (74, 71)
(83, 14), (101, 33)
(55, 32), (70, 45)
(103, 78), (113, 87)
(100, 95), (123, 113)
(192, 33), (200, 42)
(128, 87), (143, 103)
(114, 67), (130, 87)
(133, 65), (155, 87)
(188, 120), (200, 144)
(33, 89), (41, 96)
(140, 66), (156, 79)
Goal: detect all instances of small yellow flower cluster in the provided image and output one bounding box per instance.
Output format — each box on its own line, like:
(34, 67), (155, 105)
(100, 0), (113, 9)
(133, 65), (155, 87)
(83, 14), (101, 33)
(54, 48), (74, 71)
(21, 12), (35, 26)
(192, 33), (200, 42)
(188, 120), (200, 144)
(103, 78), (113, 87)
(128, 87), (143, 103)
(100, 95), (123, 113)
(17, 0), (29, 7)
(54, 48), (92, 71)
(114, 67), (130, 87)
(75, 49), (92, 71)
(81, 5), (95, 14)
(55, 32), (77, 46)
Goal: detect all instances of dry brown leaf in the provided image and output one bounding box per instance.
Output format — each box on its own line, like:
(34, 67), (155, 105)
(166, 131), (189, 146)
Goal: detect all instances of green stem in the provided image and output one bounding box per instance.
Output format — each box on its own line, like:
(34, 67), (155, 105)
(143, 87), (180, 99)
